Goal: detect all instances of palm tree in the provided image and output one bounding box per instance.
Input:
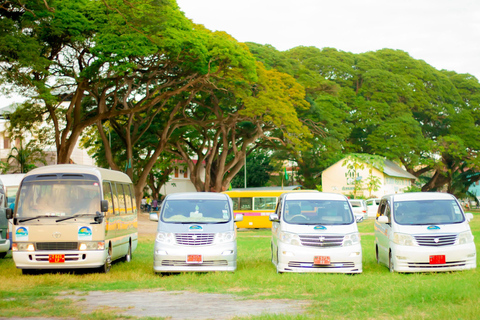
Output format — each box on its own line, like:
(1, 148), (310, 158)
(7, 141), (47, 173)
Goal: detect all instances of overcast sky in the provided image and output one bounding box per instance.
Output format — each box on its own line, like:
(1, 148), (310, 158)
(1, 0), (479, 108)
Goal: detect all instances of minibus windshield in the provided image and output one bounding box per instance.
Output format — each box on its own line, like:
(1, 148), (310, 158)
(16, 180), (101, 220)
(284, 200), (354, 225)
(393, 200), (465, 225)
(161, 199), (231, 224)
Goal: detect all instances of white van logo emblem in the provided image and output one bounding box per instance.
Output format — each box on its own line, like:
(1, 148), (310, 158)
(52, 232), (61, 239)
(434, 238), (440, 243)
(319, 236), (325, 242)
(192, 235), (198, 240)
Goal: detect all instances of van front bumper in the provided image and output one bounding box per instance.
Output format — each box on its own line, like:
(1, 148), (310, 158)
(391, 242), (476, 272)
(13, 250), (107, 269)
(0, 240), (10, 254)
(276, 242), (362, 273)
(153, 241), (237, 273)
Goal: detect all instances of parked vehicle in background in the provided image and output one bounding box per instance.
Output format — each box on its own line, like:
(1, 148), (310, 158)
(0, 182), (8, 258)
(375, 192), (476, 273)
(269, 192), (362, 274)
(8, 165), (137, 274)
(348, 199), (367, 221)
(366, 198), (381, 218)
(0, 174), (26, 251)
(150, 192), (243, 273)
(222, 189), (318, 228)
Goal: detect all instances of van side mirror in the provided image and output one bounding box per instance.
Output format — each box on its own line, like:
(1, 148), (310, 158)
(5, 208), (13, 220)
(100, 200), (109, 213)
(269, 214), (279, 222)
(234, 214), (243, 222)
(465, 213), (474, 222)
(356, 216), (364, 223)
(149, 213), (159, 222)
(377, 215), (389, 224)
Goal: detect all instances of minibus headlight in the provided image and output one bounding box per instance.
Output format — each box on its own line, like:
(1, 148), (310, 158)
(79, 242), (105, 251)
(279, 231), (301, 246)
(156, 232), (175, 244)
(458, 231), (474, 245)
(215, 231), (235, 244)
(13, 243), (35, 251)
(393, 233), (415, 246)
(343, 233), (360, 247)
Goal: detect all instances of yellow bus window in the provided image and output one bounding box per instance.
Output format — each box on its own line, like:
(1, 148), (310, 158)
(231, 198), (239, 210)
(239, 198), (252, 210)
(254, 197), (277, 210)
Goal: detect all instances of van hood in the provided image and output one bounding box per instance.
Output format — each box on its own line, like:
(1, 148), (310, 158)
(394, 223), (470, 235)
(281, 222), (358, 234)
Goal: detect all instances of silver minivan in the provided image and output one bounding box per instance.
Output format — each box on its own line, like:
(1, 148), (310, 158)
(150, 192), (243, 273)
(270, 192), (362, 273)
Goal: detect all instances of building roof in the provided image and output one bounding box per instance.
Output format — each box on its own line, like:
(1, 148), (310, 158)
(380, 159), (417, 180)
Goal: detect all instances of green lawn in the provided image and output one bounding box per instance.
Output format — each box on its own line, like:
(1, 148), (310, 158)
(0, 215), (479, 319)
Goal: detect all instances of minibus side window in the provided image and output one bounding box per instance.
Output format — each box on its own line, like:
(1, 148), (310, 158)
(116, 183), (127, 215)
(254, 197), (276, 210)
(231, 198), (239, 210)
(240, 197), (252, 210)
(123, 183), (133, 214)
(112, 183), (120, 215)
(129, 184), (137, 213)
(102, 181), (114, 216)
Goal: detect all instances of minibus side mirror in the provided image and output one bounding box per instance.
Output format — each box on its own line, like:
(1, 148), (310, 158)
(234, 214), (243, 222)
(150, 213), (159, 222)
(356, 216), (364, 223)
(269, 214), (279, 222)
(100, 200), (109, 213)
(465, 213), (474, 222)
(5, 208), (13, 220)
(377, 215), (389, 224)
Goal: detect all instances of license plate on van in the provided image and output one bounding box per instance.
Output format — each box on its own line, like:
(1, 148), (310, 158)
(48, 254), (65, 263)
(314, 256), (330, 265)
(429, 255), (445, 264)
(186, 254), (203, 263)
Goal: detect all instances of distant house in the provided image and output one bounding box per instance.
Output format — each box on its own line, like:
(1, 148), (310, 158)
(160, 160), (205, 195)
(322, 157), (417, 198)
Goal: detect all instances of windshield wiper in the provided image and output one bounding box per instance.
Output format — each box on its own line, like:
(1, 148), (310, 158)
(56, 212), (98, 222)
(19, 215), (57, 223)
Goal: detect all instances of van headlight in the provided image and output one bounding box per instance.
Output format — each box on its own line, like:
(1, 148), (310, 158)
(458, 231), (474, 245)
(12, 242), (35, 251)
(156, 232), (175, 244)
(79, 242), (105, 251)
(279, 231), (301, 246)
(215, 231), (235, 244)
(393, 233), (415, 246)
(343, 233), (360, 247)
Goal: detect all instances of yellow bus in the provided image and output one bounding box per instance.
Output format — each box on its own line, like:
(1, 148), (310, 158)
(8, 164), (137, 274)
(222, 189), (318, 228)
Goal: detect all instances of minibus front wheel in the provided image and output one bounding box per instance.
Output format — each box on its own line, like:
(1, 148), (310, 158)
(101, 247), (112, 273)
(124, 242), (132, 262)
(389, 251), (395, 273)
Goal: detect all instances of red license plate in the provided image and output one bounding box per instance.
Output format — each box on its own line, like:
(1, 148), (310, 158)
(186, 254), (202, 263)
(48, 254), (65, 263)
(314, 256), (330, 265)
(429, 255), (446, 264)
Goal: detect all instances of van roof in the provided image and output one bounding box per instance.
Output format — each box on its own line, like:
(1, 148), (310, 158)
(166, 192), (229, 201)
(383, 192), (456, 202)
(282, 192), (348, 201)
(24, 164), (132, 183)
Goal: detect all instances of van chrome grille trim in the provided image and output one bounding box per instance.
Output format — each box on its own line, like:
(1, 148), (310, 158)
(175, 233), (215, 246)
(288, 261), (355, 268)
(34, 254), (80, 262)
(36, 242), (78, 251)
(408, 261), (466, 268)
(299, 235), (344, 247)
(161, 260), (228, 267)
(414, 234), (457, 246)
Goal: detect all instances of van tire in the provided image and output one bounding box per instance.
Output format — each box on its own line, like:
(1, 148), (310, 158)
(0, 252), (6, 259)
(389, 252), (395, 273)
(124, 243), (132, 262)
(375, 246), (379, 264)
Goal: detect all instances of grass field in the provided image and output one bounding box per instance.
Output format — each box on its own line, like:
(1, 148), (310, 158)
(0, 213), (479, 319)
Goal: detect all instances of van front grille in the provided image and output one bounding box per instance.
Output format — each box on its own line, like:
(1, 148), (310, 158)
(175, 233), (215, 246)
(408, 261), (466, 268)
(36, 242), (78, 251)
(161, 260), (228, 267)
(288, 261), (355, 268)
(414, 234), (457, 246)
(299, 235), (344, 247)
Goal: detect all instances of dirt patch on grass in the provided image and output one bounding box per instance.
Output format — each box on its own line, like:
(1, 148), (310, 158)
(59, 290), (309, 319)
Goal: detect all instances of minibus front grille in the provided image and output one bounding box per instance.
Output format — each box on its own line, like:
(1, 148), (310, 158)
(36, 242), (78, 251)
(414, 234), (457, 246)
(161, 260), (228, 267)
(299, 235), (344, 247)
(288, 261), (355, 268)
(175, 233), (215, 246)
(408, 260), (466, 268)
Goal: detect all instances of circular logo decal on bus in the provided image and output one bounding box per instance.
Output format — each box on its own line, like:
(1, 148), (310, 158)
(78, 226), (93, 240)
(16, 226), (29, 240)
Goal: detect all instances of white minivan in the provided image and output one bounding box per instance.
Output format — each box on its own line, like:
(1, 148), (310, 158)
(150, 192), (243, 273)
(269, 192), (362, 273)
(375, 192), (476, 273)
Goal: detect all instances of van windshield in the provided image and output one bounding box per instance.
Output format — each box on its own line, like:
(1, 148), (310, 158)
(393, 200), (465, 225)
(284, 200), (354, 225)
(161, 199), (231, 224)
(16, 180), (101, 220)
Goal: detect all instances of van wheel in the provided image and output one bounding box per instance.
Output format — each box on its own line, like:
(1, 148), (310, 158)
(101, 248), (112, 273)
(124, 243), (132, 263)
(389, 252), (395, 273)
(0, 252), (6, 259)
(22, 269), (37, 275)
(276, 249), (282, 274)
(375, 246), (380, 264)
